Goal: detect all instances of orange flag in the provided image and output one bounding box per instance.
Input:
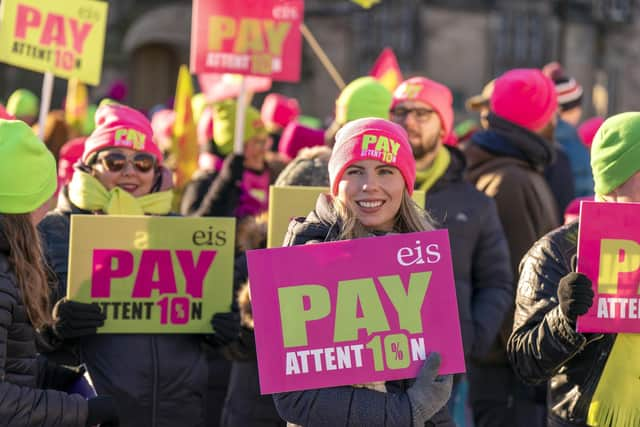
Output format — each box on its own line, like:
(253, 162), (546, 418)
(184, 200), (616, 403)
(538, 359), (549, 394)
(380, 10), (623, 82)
(65, 78), (89, 132)
(369, 47), (403, 92)
(172, 65), (199, 190)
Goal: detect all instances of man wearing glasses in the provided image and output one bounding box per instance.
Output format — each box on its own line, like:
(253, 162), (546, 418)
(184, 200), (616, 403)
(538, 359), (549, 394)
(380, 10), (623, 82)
(390, 77), (513, 424)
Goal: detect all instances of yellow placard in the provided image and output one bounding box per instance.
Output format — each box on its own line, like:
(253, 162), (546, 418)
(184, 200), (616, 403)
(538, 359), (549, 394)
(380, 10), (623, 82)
(68, 215), (235, 333)
(0, 0), (108, 85)
(267, 186), (426, 248)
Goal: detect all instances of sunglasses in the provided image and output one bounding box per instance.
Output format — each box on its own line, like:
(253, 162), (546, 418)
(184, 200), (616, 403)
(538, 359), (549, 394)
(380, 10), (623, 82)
(96, 152), (156, 173)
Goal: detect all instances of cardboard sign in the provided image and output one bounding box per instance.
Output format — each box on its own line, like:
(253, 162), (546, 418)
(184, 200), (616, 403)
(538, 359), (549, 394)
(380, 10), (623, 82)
(577, 201), (640, 333)
(0, 0), (108, 85)
(190, 0), (303, 82)
(267, 186), (427, 248)
(247, 230), (465, 394)
(67, 216), (235, 333)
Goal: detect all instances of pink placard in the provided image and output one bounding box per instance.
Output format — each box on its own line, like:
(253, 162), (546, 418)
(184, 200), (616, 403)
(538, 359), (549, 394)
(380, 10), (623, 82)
(190, 0), (303, 82)
(577, 201), (640, 333)
(246, 230), (465, 394)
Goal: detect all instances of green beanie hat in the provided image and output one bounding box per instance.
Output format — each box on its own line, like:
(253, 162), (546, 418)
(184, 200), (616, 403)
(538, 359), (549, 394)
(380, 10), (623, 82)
(0, 120), (56, 213)
(6, 89), (39, 118)
(591, 112), (640, 195)
(212, 100), (267, 156)
(335, 77), (392, 125)
(81, 104), (98, 136)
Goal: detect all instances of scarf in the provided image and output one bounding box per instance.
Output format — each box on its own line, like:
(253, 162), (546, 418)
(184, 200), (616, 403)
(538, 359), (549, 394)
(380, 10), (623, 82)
(68, 170), (173, 216)
(587, 334), (640, 426)
(415, 147), (451, 193)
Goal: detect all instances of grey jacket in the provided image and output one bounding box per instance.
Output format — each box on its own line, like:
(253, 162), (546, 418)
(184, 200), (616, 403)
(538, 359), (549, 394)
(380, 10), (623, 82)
(272, 195), (454, 427)
(0, 219), (88, 426)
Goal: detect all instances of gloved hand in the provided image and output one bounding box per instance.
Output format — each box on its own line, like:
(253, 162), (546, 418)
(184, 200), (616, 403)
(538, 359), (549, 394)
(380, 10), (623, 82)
(209, 312), (241, 347)
(42, 360), (86, 391)
(557, 271), (594, 323)
(86, 395), (119, 427)
(52, 298), (105, 340)
(407, 352), (453, 427)
(204, 312), (256, 361)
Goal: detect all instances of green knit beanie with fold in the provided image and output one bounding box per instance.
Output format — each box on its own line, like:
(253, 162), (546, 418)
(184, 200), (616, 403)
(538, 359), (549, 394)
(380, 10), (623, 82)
(335, 77), (392, 125)
(0, 120), (56, 213)
(591, 112), (640, 196)
(212, 99), (267, 156)
(6, 89), (39, 118)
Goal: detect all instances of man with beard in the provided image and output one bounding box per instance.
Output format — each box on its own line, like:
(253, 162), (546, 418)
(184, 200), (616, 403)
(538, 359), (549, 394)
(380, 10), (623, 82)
(462, 68), (561, 427)
(390, 77), (513, 420)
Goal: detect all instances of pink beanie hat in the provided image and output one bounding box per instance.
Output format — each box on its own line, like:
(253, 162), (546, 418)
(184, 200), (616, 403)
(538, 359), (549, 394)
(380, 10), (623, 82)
(391, 77), (454, 137)
(578, 116), (605, 149)
(150, 109), (176, 140)
(261, 93), (300, 129)
(278, 122), (325, 160)
(83, 104), (162, 165)
(490, 69), (558, 132)
(329, 118), (415, 196)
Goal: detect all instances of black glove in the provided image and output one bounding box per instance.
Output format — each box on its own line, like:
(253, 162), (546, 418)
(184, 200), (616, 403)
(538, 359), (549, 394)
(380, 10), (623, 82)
(52, 298), (105, 340)
(208, 312), (241, 347)
(86, 395), (119, 427)
(557, 271), (594, 322)
(42, 360), (85, 391)
(204, 312), (256, 361)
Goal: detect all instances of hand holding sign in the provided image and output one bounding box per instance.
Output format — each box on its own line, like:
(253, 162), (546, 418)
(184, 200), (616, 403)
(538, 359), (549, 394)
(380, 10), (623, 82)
(407, 353), (453, 425)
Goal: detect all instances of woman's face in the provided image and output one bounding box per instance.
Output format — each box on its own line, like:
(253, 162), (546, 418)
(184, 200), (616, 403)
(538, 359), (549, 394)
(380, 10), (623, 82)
(337, 159), (405, 232)
(91, 147), (156, 197)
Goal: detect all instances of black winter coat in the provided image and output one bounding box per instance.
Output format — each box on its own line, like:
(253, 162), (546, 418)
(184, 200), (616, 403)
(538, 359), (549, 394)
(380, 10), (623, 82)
(0, 219), (88, 426)
(425, 147), (512, 361)
(38, 188), (208, 427)
(273, 195), (455, 427)
(507, 221), (615, 427)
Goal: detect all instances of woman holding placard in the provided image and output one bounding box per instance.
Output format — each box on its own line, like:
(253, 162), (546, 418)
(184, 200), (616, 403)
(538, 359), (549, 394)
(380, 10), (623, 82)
(0, 119), (118, 426)
(273, 118), (454, 427)
(38, 103), (208, 427)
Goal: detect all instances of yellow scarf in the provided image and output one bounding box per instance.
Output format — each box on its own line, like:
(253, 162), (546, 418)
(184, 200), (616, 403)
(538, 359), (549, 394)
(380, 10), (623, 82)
(68, 170), (173, 216)
(415, 147), (451, 193)
(587, 334), (640, 427)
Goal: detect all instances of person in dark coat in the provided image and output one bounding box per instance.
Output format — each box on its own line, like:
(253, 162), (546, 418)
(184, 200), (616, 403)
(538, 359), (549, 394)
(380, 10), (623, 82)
(462, 69), (562, 427)
(273, 118), (454, 427)
(508, 112), (640, 427)
(0, 119), (118, 426)
(390, 78), (513, 421)
(38, 104), (208, 427)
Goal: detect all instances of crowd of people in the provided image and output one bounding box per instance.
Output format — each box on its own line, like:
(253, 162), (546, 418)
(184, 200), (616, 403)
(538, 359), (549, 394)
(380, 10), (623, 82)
(0, 58), (633, 427)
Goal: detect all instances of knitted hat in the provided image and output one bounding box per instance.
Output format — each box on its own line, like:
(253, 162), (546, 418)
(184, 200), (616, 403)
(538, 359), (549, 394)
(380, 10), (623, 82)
(0, 120), (56, 213)
(590, 112), (640, 195)
(0, 104), (15, 120)
(82, 104), (162, 164)
(213, 100), (267, 156)
(58, 137), (86, 187)
(465, 79), (495, 112)
(578, 116), (605, 149)
(392, 76), (454, 137)
(150, 109), (176, 140)
(335, 77), (392, 125)
(6, 89), (39, 118)
(329, 118), (415, 195)
(261, 93), (300, 130)
(278, 122), (325, 160)
(274, 146), (331, 187)
(191, 93), (208, 123)
(490, 69), (558, 132)
(542, 62), (583, 111)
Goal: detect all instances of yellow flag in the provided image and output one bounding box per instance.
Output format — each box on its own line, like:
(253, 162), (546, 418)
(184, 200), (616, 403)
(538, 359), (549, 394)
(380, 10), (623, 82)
(351, 0), (381, 9)
(172, 65), (199, 190)
(65, 78), (89, 132)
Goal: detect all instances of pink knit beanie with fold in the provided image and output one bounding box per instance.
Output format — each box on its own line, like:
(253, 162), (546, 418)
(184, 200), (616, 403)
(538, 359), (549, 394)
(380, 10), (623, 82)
(261, 93), (300, 129)
(329, 118), (415, 196)
(490, 69), (558, 132)
(278, 122), (325, 160)
(82, 104), (162, 164)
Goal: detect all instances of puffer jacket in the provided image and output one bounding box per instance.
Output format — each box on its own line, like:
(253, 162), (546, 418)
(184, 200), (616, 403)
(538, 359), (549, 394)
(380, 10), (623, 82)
(38, 187), (208, 427)
(0, 219), (88, 426)
(425, 146), (512, 361)
(272, 194), (455, 427)
(507, 221), (615, 427)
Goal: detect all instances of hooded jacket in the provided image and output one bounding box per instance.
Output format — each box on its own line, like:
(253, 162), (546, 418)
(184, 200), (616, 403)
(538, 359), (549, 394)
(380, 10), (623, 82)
(0, 218), (88, 426)
(425, 146), (512, 361)
(272, 195), (455, 427)
(38, 188), (208, 427)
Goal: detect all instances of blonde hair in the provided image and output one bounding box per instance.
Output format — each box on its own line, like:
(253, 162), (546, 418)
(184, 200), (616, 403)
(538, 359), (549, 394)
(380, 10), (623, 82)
(332, 189), (434, 240)
(1, 214), (52, 329)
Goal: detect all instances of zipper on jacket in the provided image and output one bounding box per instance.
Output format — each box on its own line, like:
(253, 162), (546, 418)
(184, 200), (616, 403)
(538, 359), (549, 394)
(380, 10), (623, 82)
(151, 336), (159, 426)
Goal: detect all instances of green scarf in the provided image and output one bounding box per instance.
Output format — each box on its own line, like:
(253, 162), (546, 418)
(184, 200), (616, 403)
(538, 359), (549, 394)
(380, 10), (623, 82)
(414, 147), (451, 193)
(587, 334), (640, 426)
(68, 170), (173, 216)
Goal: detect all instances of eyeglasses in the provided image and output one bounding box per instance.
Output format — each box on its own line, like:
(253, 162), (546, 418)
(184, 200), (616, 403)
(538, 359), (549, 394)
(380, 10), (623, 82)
(390, 107), (435, 122)
(96, 152), (156, 173)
